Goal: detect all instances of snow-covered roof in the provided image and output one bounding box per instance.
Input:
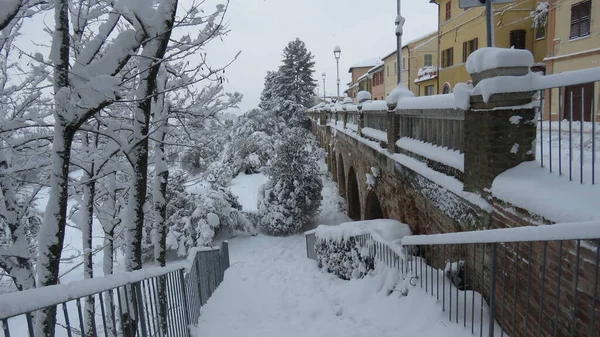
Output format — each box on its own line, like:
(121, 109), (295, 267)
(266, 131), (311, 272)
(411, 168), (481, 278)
(367, 63), (384, 74)
(381, 31), (437, 60)
(414, 66), (438, 83)
(348, 57), (381, 72)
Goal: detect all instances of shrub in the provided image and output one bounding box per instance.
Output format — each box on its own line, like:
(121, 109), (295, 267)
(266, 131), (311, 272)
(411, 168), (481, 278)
(315, 237), (374, 280)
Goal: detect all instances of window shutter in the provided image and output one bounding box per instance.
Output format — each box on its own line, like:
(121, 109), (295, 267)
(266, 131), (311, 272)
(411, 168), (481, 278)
(580, 0), (591, 36)
(449, 47), (454, 66)
(462, 42), (468, 62)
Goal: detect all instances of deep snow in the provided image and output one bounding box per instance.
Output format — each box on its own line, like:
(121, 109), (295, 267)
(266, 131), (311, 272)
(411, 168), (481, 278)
(191, 235), (479, 337)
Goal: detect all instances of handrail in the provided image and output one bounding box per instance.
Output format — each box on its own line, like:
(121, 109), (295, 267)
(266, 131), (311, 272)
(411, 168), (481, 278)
(0, 261), (188, 320)
(401, 221), (600, 246)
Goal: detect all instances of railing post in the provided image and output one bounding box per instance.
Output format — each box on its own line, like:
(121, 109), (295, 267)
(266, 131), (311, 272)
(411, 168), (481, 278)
(220, 241), (230, 279)
(488, 243), (497, 337)
(358, 107), (365, 137)
(178, 269), (193, 337)
(134, 282), (149, 337)
(319, 110), (326, 125)
(464, 48), (537, 196)
(342, 109), (347, 129)
(387, 101), (399, 153)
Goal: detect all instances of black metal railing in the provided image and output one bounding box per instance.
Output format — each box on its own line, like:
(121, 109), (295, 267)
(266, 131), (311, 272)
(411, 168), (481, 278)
(536, 79), (599, 185)
(402, 222), (600, 337)
(0, 242), (230, 337)
(306, 222), (600, 337)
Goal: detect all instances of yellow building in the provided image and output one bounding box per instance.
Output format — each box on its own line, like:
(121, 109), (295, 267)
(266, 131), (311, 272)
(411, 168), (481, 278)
(545, 0), (598, 121)
(347, 58), (380, 103)
(431, 0), (547, 93)
(383, 50), (399, 98)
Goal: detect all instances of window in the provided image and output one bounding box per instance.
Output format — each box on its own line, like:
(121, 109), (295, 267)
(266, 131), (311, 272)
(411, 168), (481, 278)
(394, 62), (397, 74)
(570, 0), (591, 39)
(535, 26), (546, 40)
(509, 30), (526, 49)
(563, 83), (593, 121)
(386, 65), (389, 77)
(462, 38), (478, 62)
(445, 1), (451, 21)
(441, 47), (454, 68)
(402, 58), (406, 71)
(424, 54), (433, 67)
(425, 85), (435, 96)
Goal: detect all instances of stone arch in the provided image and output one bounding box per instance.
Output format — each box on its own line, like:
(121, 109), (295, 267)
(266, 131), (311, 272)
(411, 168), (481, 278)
(347, 166), (361, 221)
(337, 154), (346, 199)
(331, 150), (337, 182)
(364, 190), (384, 220)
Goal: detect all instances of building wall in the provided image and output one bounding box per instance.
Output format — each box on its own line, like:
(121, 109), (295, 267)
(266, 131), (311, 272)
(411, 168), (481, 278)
(436, 0), (547, 91)
(417, 78), (437, 96)
(544, 0), (600, 120)
(383, 52), (398, 98)
(408, 32), (438, 96)
(371, 69), (385, 101)
(401, 47), (411, 94)
(350, 67), (371, 84)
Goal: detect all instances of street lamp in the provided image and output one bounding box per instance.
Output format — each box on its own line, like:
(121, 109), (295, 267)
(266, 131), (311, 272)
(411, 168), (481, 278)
(334, 46), (341, 101)
(321, 72), (326, 102)
(395, 0), (405, 84)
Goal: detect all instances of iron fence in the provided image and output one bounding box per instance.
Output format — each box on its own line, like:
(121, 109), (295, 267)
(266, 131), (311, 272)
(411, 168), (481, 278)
(536, 78), (599, 185)
(307, 222), (600, 337)
(0, 242), (230, 337)
(402, 222), (600, 337)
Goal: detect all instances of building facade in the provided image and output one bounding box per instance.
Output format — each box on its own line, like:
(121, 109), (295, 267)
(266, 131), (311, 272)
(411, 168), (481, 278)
(544, 0), (598, 121)
(431, 0), (547, 93)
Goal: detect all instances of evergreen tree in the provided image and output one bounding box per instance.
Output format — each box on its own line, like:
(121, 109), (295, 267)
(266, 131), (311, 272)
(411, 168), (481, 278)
(259, 71), (281, 111)
(258, 128), (323, 235)
(276, 38), (317, 108)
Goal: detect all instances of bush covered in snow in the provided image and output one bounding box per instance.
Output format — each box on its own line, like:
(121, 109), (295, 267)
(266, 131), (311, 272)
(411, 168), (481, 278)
(225, 109), (285, 177)
(258, 128), (324, 235)
(163, 171), (254, 257)
(315, 237), (374, 280)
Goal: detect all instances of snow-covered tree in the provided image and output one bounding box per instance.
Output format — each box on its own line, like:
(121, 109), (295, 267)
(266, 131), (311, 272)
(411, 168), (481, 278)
(258, 128), (323, 235)
(276, 38), (317, 109)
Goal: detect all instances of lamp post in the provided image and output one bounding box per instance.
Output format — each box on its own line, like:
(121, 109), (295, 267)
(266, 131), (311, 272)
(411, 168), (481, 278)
(321, 72), (326, 102)
(395, 0), (405, 85)
(334, 46), (341, 101)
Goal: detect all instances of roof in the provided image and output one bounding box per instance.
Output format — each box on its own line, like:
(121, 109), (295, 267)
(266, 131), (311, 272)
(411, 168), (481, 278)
(367, 63), (384, 74)
(348, 57), (381, 72)
(381, 31), (438, 61)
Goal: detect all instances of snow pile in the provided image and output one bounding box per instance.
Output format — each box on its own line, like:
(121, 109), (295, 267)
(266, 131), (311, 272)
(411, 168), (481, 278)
(361, 127), (387, 143)
(414, 66), (438, 83)
(396, 94), (457, 110)
(314, 219), (411, 243)
(386, 84), (415, 107)
(357, 91), (372, 103)
(349, 58), (381, 69)
(396, 137), (464, 171)
(361, 100), (388, 111)
(192, 235), (499, 337)
(452, 82), (472, 110)
(466, 47), (534, 74)
(491, 161), (600, 223)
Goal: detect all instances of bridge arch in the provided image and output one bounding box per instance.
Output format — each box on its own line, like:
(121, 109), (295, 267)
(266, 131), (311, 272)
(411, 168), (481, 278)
(364, 190), (384, 220)
(337, 154), (346, 199)
(347, 166), (361, 220)
(331, 149), (337, 182)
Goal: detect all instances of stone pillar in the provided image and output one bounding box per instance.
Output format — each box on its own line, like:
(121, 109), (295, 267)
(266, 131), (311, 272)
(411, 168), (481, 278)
(387, 102), (399, 153)
(463, 48), (537, 196)
(357, 106), (364, 137)
(342, 109), (347, 129)
(319, 110), (326, 126)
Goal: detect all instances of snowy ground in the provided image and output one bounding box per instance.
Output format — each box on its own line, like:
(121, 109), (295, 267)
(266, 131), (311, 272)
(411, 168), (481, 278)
(228, 173), (269, 212)
(192, 166), (474, 337)
(191, 235), (476, 337)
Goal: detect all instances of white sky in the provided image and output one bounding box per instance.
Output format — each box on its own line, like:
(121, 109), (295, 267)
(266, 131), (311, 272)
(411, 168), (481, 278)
(13, 0), (439, 112)
(206, 0), (439, 111)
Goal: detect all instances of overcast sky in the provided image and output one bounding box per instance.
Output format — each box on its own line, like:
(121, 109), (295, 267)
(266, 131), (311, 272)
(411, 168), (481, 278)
(207, 0), (439, 111)
(14, 0), (439, 112)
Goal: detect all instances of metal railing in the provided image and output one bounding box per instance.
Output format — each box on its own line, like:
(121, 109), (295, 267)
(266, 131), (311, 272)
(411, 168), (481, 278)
(402, 222), (600, 337)
(0, 242), (230, 337)
(307, 222), (600, 337)
(536, 79), (599, 185)
(397, 109), (465, 153)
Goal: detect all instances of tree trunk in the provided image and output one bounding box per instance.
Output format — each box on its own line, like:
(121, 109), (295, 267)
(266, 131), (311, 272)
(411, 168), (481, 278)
(153, 129), (168, 334)
(35, 124), (74, 337)
(102, 172), (118, 337)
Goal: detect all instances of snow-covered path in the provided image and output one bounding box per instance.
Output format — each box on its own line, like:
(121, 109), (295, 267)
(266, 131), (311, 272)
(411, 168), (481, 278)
(192, 235), (387, 337)
(191, 235), (475, 337)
